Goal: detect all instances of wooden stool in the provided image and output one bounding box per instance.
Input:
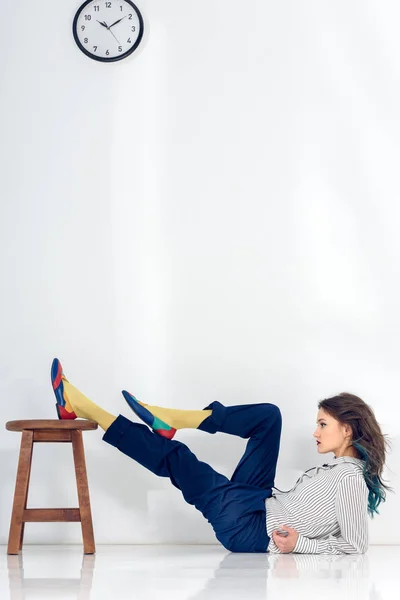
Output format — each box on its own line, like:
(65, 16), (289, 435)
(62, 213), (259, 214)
(6, 420), (98, 555)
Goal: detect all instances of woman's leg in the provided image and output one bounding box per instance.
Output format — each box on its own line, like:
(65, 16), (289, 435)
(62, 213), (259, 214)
(102, 414), (270, 552)
(123, 397), (282, 490)
(198, 401), (282, 491)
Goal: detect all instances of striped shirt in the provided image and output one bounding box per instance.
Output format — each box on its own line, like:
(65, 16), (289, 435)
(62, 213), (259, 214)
(265, 456), (369, 554)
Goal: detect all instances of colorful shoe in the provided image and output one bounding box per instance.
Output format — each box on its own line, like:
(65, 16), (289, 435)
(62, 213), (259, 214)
(121, 390), (177, 440)
(51, 358), (77, 420)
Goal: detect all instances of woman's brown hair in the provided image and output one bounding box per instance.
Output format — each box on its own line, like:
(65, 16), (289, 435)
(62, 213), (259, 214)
(318, 392), (395, 518)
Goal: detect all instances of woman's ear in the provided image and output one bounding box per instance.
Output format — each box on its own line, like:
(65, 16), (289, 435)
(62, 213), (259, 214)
(344, 423), (352, 438)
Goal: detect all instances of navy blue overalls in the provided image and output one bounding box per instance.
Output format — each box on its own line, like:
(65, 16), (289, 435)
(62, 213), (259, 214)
(102, 401), (282, 552)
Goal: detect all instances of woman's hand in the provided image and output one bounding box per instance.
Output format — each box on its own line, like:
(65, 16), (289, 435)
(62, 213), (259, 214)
(272, 525), (299, 553)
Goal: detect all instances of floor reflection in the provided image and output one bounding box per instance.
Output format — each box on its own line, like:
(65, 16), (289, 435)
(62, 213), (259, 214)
(5, 548), (384, 600)
(7, 553), (95, 600)
(186, 552), (381, 600)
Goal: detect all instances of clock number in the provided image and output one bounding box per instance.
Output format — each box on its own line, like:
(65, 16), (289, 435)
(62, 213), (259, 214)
(81, 25), (85, 31)
(84, 14), (91, 20)
(93, 46), (98, 52)
(127, 37), (131, 43)
(120, 5), (123, 10)
(105, 2), (111, 7)
(128, 14), (132, 19)
(106, 49), (110, 55)
(131, 26), (136, 32)
(118, 46), (122, 52)
(94, 5), (99, 11)
(84, 38), (88, 44)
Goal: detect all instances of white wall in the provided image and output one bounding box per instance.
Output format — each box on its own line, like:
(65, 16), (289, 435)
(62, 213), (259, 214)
(1, 0), (398, 545)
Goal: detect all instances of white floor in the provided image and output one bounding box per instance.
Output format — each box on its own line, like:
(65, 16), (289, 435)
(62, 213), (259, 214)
(0, 545), (399, 600)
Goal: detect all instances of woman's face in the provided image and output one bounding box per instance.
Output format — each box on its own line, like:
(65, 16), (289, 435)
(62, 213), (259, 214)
(313, 408), (354, 457)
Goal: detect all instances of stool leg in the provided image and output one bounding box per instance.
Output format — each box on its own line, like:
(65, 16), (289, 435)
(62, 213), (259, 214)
(19, 436), (33, 551)
(71, 430), (95, 554)
(8, 430), (34, 555)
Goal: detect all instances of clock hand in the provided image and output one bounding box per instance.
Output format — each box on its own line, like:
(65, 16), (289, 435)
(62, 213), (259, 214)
(107, 27), (121, 45)
(98, 20), (121, 45)
(109, 16), (126, 28)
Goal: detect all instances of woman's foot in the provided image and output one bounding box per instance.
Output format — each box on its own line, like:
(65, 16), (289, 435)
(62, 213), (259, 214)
(51, 358), (117, 431)
(122, 390), (177, 439)
(51, 358), (77, 419)
(121, 390), (212, 439)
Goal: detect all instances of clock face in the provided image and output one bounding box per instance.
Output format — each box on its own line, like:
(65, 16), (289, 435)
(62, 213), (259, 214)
(73, 0), (144, 62)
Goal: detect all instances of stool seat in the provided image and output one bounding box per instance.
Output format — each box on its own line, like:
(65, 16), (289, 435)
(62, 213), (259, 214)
(6, 418), (97, 555)
(6, 420), (98, 432)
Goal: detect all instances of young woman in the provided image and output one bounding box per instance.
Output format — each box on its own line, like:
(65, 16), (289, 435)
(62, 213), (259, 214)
(51, 358), (393, 554)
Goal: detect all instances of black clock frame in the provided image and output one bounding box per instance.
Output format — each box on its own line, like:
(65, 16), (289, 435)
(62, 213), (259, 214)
(72, 0), (144, 62)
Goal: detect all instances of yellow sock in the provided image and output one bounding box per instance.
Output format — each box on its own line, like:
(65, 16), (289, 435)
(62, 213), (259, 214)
(63, 378), (117, 432)
(136, 401), (212, 430)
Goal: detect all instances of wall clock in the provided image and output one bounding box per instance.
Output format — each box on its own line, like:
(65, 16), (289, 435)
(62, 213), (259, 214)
(73, 0), (144, 62)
